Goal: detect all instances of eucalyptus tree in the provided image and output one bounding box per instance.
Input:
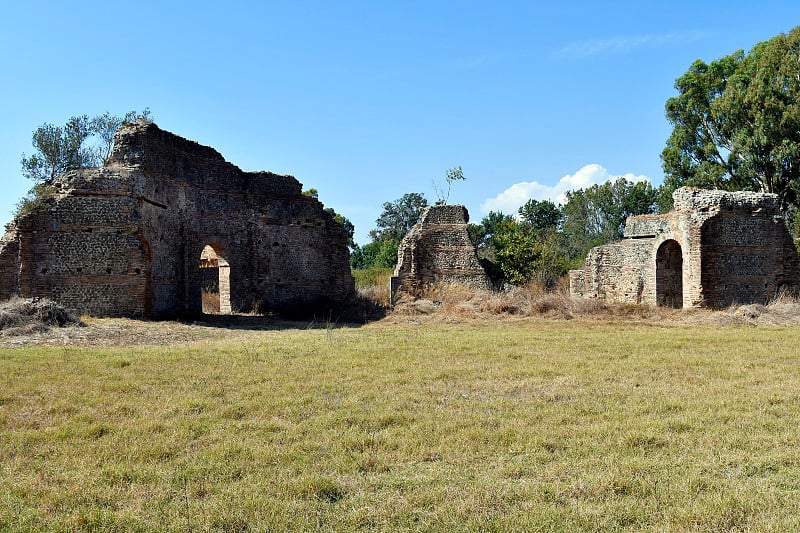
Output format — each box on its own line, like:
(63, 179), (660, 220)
(661, 25), (800, 211)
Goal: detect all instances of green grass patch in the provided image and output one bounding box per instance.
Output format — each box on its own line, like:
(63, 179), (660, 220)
(2, 320), (800, 530)
(352, 267), (393, 290)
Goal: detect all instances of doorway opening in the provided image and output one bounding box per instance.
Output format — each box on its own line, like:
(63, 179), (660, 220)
(200, 244), (231, 314)
(656, 239), (682, 308)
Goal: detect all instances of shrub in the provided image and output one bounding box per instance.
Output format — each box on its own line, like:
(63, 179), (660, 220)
(0, 297), (82, 335)
(352, 268), (393, 308)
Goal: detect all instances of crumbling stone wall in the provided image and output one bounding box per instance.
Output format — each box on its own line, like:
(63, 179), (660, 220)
(0, 122), (355, 317)
(570, 187), (800, 308)
(391, 204), (491, 302)
(0, 226), (20, 301)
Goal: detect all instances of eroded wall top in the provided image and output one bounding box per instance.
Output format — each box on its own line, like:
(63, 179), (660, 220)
(108, 121), (302, 196)
(391, 204), (491, 301)
(672, 187), (781, 212)
(0, 122), (355, 317)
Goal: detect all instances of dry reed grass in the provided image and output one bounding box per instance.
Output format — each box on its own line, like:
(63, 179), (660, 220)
(389, 280), (800, 326)
(357, 284), (391, 308)
(0, 297), (82, 336)
(391, 281), (669, 322)
(353, 268), (393, 308)
(705, 290), (800, 327)
(201, 290), (221, 313)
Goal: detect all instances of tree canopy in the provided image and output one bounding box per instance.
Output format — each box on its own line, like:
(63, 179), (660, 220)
(16, 110), (152, 217)
(562, 178), (658, 253)
(518, 199), (561, 233)
(351, 192), (429, 270)
(21, 109), (152, 185)
(21, 116), (94, 184)
(470, 177), (658, 287)
(661, 25), (800, 211)
(369, 192), (429, 243)
(91, 109), (152, 164)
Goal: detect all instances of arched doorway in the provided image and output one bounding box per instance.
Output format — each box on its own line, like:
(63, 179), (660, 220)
(199, 244), (231, 314)
(656, 240), (682, 308)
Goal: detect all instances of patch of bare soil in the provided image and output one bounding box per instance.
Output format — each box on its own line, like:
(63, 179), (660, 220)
(0, 312), (315, 348)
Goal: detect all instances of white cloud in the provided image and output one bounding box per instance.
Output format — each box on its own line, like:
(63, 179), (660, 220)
(554, 31), (707, 59)
(479, 164), (649, 214)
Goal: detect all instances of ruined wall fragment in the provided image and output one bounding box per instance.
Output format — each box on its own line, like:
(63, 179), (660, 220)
(391, 204), (491, 302)
(0, 225), (20, 301)
(569, 187), (800, 308)
(0, 122), (355, 317)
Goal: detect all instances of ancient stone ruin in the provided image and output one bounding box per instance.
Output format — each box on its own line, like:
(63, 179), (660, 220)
(570, 187), (800, 308)
(390, 204), (491, 302)
(0, 122), (355, 318)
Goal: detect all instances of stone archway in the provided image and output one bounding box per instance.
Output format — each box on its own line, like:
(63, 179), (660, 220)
(199, 244), (231, 314)
(656, 239), (683, 308)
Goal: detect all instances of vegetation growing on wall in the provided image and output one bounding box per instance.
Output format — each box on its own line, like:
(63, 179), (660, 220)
(15, 109), (152, 217)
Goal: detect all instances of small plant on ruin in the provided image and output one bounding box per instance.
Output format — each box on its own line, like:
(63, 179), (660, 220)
(15, 109), (153, 218)
(21, 109), (153, 185)
(13, 183), (56, 218)
(433, 165), (465, 205)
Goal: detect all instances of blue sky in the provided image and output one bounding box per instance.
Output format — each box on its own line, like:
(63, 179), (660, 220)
(2, 1), (800, 244)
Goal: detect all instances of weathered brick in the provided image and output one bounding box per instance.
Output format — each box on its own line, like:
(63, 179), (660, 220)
(391, 205), (491, 302)
(0, 122), (354, 317)
(570, 187), (800, 308)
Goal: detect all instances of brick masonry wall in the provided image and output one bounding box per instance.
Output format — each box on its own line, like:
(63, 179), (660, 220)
(570, 187), (800, 308)
(0, 225), (20, 300)
(697, 208), (797, 307)
(576, 239), (655, 304)
(0, 122), (355, 317)
(391, 205), (492, 301)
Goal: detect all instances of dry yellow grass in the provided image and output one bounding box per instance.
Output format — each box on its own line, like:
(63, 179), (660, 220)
(389, 280), (800, 327)
(391, 281), (668, 323)
(353, 268), (393, 308)
(2, 288), (800, 530)
(2, 318), (800, 531)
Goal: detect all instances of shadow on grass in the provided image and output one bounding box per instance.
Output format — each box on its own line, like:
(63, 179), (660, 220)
(185, 295), (388, 331)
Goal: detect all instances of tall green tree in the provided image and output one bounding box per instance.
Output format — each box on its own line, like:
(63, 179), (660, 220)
(661, 25), (800, 211)
(492, 221), (570, 288)
(471, 206), (570, 288)
(351, 192), (429, 270)
(21, 109), (153, 185)
(369, 192), (429, 243)
(562, 178), (657, 256)
(468, 210), (515, 258)
(518, 198), (561, 233)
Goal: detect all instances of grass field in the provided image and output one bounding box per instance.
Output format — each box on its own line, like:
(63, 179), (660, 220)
(2, 318), (800, 531)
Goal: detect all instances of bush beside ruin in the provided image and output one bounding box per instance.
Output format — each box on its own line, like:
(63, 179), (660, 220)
(0, 297), (82, 335)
